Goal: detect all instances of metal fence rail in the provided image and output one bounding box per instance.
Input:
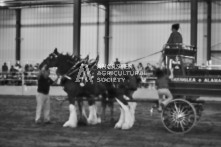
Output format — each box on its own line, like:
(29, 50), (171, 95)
(0, 71), (59, 86)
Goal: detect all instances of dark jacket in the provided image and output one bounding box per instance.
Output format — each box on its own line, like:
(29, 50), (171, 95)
(37, 75), (54, 95)
(2, 64), (8, 72)
(156, 75), (169, 89)
(167, 31), (183, 44)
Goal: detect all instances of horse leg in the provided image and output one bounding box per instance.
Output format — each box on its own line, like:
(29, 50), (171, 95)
(114, 106), (125, 129)
(94, 95), (103, 122)
(110, 99), (115, 122)
(102, 93), (115, 122)
(124, 95), (137, 128)
(101, 93), (107, 121)
(115, 96), (132, 130)
(63, 96), (78, 128)
(82, 101), (88, 122)
(87, 97), (101, 125)
(125, 91), (137, 127)
(77, 99), (88, 126)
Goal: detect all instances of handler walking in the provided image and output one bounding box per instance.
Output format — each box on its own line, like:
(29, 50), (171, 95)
(35, 68), (57, 124)
(155, 68), (173, 112)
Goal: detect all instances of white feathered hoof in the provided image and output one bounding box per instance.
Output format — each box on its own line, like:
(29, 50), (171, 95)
(87, 105), (100, 125)
(115, 121), (123, 129)
(97, 117), (101, 124)
(121, 106), (132, 130)
(87, 119), (97, 125)
(63, 121), (77, 128)
(114, 108), (124, 129)
(63, 104), (78, 128)
(87, 117), (101, 125)
(121, 122), (131, 130)
(129, 102), (137, 126)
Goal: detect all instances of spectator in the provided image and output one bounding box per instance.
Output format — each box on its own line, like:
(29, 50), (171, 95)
(28, 64), (34, 72)
(34, 63), (40, 71)
(14, 61), (22, 72)
(114, 58), (120, 68)
(131, 64), (136, 71)
(2, 62), (8, 73)
(137, 62), (144, 72)
(25, 64), (29, 72)
(145, 63), (151, 73)
(15, 61), (21, 68)
(1, 63), (8, 85)
(10, 65), (16, 73)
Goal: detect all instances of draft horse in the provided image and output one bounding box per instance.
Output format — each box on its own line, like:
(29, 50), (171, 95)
(40, 48), (141, 130)
(40, 49), (107, 127)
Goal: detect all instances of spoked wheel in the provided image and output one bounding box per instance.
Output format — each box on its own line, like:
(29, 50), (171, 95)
(161, 99), (197, 134)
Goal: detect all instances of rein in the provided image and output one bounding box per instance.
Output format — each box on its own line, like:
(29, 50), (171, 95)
(124, 49), (163, 64)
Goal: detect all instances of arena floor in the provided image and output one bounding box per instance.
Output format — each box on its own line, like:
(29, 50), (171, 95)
(0, 95), (221, 147)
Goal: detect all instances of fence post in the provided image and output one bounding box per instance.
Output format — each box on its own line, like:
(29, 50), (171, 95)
(21, 71), (24, 95)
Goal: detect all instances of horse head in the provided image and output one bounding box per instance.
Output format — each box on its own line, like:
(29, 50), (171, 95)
(39, 48), (60, 70)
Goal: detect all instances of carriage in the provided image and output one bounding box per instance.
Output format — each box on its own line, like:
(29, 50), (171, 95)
(40, 45), (221, 134)
(158, 43), (221, 134)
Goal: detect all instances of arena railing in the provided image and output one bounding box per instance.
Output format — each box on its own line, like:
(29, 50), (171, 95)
(0, 71), (59, 86)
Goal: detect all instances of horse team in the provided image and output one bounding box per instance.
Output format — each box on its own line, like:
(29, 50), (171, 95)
(39, 48), (141, 130)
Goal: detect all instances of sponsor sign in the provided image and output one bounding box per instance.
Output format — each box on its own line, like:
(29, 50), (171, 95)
(172, 77), (221, 83)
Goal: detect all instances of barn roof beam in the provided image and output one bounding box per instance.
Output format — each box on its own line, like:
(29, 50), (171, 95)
(190, 0), (198, 60)
(15, 9), (21, 62)
(104, 2), (110, 64)
(73, 0), (81, 56)
(207, 0), (211, 61)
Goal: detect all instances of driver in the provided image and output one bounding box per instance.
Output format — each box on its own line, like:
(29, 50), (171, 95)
(158, 23), (183, 69)
(167, 23), (183, 45)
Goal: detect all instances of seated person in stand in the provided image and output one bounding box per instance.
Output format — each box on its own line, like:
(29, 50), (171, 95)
(2, 62), (8, 73)
(24, 64), (29, 72)
(114, 58), (120, 69)
(137, 62), (144, 72)
(145, 63), (151, 73)
(2, 62), (8, 84)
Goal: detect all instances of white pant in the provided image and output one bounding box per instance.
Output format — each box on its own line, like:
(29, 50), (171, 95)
(157, 88), (173, 105)
(35, 92), (50, 122)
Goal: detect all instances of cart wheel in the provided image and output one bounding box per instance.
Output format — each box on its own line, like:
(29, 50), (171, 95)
(161, 99), (197, 134)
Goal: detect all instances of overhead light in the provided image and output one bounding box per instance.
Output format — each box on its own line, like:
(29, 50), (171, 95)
(0, 0), (6, 6)
(0, 2), (6, 6)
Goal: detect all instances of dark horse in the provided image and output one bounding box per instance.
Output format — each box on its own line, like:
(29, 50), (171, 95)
(40, 49), (107, 127)
(101, 66), (141, 129)
(40, 48), (141, 129)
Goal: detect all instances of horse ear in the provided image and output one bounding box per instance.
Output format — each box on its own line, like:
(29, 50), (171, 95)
(54, 48), (58, 54)
(96, 55), (99, 61)
(85, 55), (89, 61)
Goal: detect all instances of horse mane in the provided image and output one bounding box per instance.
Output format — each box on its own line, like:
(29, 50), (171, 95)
(57, 53), (80, 75)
